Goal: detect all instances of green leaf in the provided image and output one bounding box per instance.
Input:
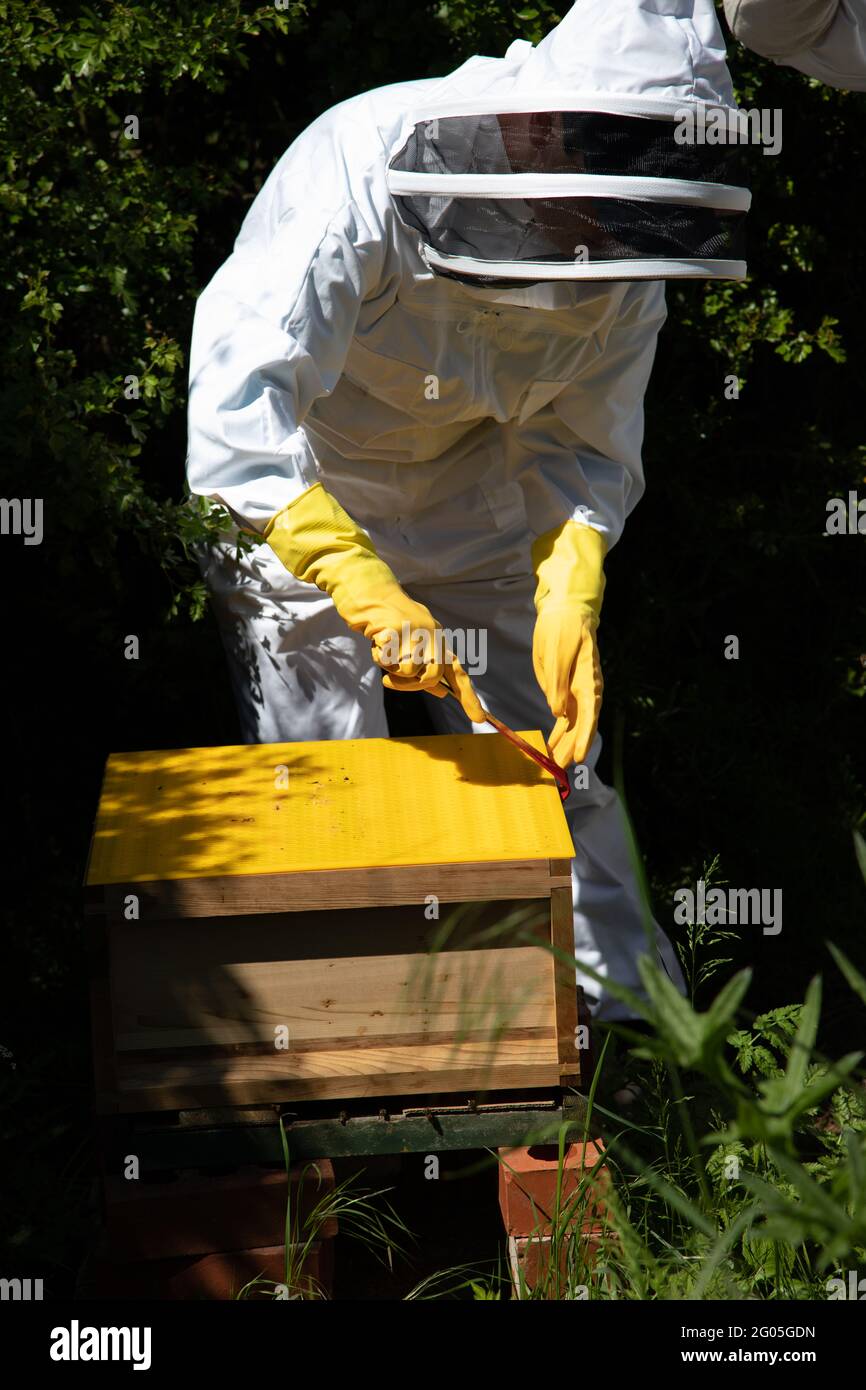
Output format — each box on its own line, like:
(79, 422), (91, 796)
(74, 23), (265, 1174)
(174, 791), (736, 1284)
(781, 976), (821, 1101)
(827, 942), (866, 1011)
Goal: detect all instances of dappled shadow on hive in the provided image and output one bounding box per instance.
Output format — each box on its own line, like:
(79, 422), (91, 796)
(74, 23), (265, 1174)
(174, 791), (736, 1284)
(395, 729), (551, 794)
(87, 742), (340, 886)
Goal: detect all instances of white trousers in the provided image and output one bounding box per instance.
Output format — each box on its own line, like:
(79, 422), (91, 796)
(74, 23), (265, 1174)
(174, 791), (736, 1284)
(198, 476), (685, 1020)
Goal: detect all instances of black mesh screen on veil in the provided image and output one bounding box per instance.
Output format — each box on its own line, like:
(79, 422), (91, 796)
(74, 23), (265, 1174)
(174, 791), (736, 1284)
(391, 111), (749, 185)
(394, 193), (746, 267)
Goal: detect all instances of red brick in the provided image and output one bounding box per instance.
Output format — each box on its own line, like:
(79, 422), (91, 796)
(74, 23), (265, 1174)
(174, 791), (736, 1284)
(80, 1238), (334, 1300)
(508, 1232), (602, 1299)
(104, 1161), (336, 1260)
(498, 1141), (608, 1238)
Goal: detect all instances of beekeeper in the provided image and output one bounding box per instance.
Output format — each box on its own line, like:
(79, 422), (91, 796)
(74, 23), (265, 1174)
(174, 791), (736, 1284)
(186, 0), (751, 1020)
(724, 0), (866, 87)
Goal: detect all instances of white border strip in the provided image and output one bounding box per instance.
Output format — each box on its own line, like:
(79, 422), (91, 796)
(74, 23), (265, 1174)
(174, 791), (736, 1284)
(405, 91), (738, 124)
(387, 170), (751, 212)
(423, 247), (747, 281)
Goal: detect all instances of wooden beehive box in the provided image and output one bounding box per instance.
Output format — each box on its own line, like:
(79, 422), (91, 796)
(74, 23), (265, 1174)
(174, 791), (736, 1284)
(84, 731), (578, 1113)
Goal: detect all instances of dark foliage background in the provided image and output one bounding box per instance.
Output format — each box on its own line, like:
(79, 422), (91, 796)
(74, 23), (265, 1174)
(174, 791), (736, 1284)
(0, 1), (863, 1291)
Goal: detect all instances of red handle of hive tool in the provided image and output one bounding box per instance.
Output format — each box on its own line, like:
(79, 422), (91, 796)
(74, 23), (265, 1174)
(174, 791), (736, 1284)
(437, 686), (570, 803)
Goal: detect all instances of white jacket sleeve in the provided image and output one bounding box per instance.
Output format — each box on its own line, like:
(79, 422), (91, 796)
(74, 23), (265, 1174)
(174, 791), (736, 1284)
(186, 146), (390, 530)
(514, 281), (667, 550)
(725, 0), (866, 89)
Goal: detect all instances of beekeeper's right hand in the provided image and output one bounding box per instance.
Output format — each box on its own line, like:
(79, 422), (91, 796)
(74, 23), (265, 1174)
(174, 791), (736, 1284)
(265, 483), (485, 723)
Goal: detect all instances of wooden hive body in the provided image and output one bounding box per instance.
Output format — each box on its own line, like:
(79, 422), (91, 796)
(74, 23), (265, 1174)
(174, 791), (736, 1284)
(85, 731), (578, 1113)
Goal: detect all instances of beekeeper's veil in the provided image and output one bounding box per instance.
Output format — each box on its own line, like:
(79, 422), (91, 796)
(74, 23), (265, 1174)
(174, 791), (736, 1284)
(386, 0), (750, 284)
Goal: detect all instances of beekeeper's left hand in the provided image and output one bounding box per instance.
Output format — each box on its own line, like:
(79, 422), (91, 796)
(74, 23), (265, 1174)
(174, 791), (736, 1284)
(531, 520), (607, 769)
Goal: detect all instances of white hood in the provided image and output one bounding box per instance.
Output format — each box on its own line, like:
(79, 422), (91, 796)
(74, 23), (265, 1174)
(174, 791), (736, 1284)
(512, 0), (734, 107)
(387, 0), (750, 284)
(414, 0), (735, 115)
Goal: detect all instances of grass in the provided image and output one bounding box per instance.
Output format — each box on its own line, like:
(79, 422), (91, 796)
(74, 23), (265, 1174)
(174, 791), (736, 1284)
(236, 1119), (412, 1299)
(468, 828), (866, 1300)
(245, 826), (866, 1301)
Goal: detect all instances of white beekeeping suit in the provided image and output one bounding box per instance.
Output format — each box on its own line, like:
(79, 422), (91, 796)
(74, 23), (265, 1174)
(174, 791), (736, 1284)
(187, 0), (750, 1020)
(724, 0), (866, 88)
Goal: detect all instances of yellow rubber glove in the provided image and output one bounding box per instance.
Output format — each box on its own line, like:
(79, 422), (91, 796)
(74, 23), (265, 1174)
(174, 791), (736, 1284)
(531, 520), (607, 770)
(264, 483), (485, 722)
